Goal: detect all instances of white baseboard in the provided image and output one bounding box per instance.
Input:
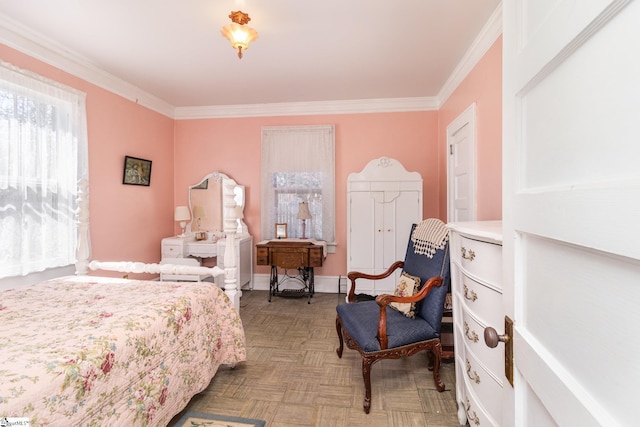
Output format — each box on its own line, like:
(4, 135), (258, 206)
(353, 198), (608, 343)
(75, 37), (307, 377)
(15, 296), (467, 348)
(247, 273), (348, 294)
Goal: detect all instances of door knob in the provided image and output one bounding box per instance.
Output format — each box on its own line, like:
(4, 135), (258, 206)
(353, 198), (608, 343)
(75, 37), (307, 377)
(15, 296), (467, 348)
(483, 316), (514, 387)
(484, 326), (509, 347)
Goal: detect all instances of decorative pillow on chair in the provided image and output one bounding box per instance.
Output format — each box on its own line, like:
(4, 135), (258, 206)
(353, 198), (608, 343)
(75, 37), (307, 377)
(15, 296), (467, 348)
(390, 272), (421, 318)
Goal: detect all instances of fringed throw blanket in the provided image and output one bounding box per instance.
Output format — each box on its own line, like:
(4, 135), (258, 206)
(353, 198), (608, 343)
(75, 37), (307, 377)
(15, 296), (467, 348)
(411, 218), (450, 258)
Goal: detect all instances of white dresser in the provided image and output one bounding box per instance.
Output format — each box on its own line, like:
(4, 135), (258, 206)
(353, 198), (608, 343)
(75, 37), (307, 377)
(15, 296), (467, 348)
(448, 221), (503, 427)
(161, 234), (253, 289)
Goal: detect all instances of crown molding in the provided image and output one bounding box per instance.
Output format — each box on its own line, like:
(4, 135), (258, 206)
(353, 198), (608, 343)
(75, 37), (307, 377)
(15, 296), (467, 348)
(0, 3), (502, 119)
(0, 14), (175, 118)
(437, 2), (503, 107)
(174, 97), (439, 119)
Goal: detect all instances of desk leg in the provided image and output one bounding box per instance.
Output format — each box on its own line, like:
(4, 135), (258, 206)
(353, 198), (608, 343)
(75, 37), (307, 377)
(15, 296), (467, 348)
(305, 267), (315, 304)
(268, 265), (278, 302)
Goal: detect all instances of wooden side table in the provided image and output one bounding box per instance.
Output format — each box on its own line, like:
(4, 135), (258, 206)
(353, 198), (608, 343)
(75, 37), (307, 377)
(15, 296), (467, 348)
(256, 240), (324, 303)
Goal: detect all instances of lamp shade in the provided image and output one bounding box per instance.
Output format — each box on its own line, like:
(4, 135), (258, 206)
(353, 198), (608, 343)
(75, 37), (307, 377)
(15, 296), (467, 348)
(174, 206), (191, 222)
(297, 201), (312, 220)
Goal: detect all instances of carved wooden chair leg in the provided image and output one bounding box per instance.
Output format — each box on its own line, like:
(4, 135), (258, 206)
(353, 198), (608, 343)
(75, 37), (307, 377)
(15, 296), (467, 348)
(335, 316), (344, 358)
(362, 356), (374, 414)
(431, 343), (445, 392)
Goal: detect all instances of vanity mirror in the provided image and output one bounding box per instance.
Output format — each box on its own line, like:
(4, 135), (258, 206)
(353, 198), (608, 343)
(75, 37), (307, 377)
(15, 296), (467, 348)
(188, 172), (248, 236)
(161, 171), (253, 290)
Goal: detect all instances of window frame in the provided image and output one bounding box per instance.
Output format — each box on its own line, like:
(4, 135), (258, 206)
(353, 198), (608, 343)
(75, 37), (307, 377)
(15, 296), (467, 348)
(260, 125), (335, 244)
(0, 60), (88, 285)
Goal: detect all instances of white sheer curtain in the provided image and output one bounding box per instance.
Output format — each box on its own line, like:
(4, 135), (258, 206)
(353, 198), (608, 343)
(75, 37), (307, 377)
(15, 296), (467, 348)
(0, 61), (88, 279)
(261, 125), (335, 242)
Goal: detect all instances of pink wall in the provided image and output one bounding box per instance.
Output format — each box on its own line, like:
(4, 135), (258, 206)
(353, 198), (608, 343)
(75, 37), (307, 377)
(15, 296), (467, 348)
(438, 36), (503, 221)
(2, 34), (502, 281)
(174, 112), (439, 277)
(1, 44), (176, 276)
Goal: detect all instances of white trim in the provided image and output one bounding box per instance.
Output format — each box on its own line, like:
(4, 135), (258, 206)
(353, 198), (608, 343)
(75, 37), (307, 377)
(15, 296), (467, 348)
(0, 3), (502, 118)
(251, 273), (344, 295)
(437, 2), (503, 107)
(446, 103), (477, 222)
(0, 14), (175, 117)
(174, 97), (439, 119)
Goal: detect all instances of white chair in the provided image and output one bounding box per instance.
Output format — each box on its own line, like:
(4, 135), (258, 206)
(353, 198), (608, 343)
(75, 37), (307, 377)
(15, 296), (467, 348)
(159, 258), (214, 282)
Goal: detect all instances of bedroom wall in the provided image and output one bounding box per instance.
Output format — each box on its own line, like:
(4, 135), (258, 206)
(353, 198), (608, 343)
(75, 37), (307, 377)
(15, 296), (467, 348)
(173, 38), (503, 280)
(174, 111), (439, 278)
(437, 36), (503, 221)
(0, 44), (175, 276)
(0, 34), (502, 284)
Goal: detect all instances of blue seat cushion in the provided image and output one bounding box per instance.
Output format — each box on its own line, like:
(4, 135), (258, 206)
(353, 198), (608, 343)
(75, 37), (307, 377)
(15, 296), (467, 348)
(337, 300), (439, 352)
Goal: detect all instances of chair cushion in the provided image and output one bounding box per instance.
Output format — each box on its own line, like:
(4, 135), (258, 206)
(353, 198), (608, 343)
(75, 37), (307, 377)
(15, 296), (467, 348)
(390, 272), (420, 318)
(337, 300), (439, 352)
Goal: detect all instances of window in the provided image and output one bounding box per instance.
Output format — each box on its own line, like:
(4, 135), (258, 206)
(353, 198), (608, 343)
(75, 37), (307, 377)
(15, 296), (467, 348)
(261, 125), (335, 243)
(0, 61), (88, 279)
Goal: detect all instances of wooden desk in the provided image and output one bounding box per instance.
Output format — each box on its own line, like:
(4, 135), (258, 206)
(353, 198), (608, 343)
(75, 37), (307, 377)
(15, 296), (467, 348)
(256, 240), (323, 303)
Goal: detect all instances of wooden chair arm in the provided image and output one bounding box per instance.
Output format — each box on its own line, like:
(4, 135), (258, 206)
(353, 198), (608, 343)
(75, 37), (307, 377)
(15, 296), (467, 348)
(346, 261), (404, 302)
(374, 276), (444, 350)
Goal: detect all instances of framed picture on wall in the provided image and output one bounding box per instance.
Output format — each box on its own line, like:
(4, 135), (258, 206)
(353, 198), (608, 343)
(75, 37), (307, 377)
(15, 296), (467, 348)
(275, 223), (287, 239)
(123, 156), (152, 186)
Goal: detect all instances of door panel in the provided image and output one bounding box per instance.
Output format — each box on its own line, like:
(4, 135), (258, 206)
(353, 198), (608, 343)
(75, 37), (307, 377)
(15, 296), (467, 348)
(504, 1), (639, 426)
(348, 192), (377, 270)
(447, 103), (476, 222)
(390, 190), (422, 262)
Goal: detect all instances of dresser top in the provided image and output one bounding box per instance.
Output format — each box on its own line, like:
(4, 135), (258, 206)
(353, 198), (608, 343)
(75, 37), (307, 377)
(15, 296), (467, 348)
(447, 220), (502, 244)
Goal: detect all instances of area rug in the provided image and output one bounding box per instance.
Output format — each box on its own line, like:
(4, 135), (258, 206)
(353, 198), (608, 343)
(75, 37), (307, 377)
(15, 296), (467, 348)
(173, 411), (266, 427)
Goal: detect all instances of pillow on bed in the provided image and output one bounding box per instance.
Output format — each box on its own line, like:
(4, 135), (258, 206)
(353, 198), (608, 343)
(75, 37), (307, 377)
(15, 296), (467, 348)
(390, 272), (421, 318)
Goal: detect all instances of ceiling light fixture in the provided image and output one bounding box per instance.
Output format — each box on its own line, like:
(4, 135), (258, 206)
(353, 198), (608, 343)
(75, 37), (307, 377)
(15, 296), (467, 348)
(220, 10), (258, 59)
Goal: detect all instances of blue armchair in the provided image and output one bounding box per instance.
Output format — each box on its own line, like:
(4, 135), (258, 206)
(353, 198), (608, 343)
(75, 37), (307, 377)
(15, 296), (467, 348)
(335, 219), (451, 413)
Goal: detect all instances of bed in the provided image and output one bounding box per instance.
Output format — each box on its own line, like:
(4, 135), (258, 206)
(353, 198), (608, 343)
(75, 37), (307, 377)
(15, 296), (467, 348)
(0, 274), (246, 426)
(0, 179), (247, 426)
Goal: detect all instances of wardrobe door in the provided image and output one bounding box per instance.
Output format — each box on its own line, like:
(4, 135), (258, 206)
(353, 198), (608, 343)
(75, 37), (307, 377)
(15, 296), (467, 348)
(347, 190), (379, 294)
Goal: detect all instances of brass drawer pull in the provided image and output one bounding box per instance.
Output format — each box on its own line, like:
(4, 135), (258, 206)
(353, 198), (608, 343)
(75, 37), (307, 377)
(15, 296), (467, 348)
(466, 399), (480, 425)
(463, 284), (477, 301)
(466, 359), (481, 384)
(461, 247), (475, 261)
(464, 321), (479, 342)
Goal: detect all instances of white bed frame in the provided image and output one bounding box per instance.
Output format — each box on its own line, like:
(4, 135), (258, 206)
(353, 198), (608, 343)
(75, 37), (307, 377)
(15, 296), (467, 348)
(73, 179), (242, 312)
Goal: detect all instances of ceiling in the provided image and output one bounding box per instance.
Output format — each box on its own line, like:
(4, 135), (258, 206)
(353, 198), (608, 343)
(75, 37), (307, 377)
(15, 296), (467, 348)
(0, 0), (501, 116)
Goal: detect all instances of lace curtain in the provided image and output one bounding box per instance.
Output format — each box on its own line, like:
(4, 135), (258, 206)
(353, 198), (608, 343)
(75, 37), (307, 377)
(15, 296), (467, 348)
(261, 125), (335, 242)
(0, 61), (88, 279)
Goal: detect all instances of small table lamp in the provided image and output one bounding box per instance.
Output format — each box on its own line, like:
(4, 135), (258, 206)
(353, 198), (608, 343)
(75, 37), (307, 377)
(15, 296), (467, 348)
(174, 206), (190, 237)
(193, 205), (206, 231)
(297, 201), (312, 239)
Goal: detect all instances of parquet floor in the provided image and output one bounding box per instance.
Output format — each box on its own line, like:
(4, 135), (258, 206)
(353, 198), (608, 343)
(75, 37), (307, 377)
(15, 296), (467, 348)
(169, 290), (465, 427)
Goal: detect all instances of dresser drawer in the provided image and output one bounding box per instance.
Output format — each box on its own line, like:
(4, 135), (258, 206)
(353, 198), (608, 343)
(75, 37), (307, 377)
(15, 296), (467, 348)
(457, 306), (503, 377)
(187, 242), (217, 258)
(463, 384), (499, 427)
(451, 233), (502, 288)
(453, 269), (503, 329)
(256, 247), (270, 265)
(162, 244), (183, 258)
(464, 344), (502, 422)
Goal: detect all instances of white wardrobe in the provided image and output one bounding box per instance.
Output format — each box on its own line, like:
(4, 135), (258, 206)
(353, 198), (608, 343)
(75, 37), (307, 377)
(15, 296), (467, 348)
(347, 157), (423, 296)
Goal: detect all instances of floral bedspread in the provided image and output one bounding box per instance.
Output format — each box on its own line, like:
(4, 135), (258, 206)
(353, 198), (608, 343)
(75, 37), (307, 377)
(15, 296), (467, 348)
(0, 276), (246, 426)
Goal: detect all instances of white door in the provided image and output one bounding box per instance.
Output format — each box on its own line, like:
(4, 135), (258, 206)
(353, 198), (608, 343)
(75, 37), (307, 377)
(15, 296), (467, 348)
(447, 103), (476, 223)
(503, 1), (640, 426)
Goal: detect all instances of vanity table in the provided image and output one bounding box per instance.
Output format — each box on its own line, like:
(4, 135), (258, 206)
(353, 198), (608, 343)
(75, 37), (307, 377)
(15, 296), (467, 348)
(161, 171), (253, 289)
(161, 234), (253, 288)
